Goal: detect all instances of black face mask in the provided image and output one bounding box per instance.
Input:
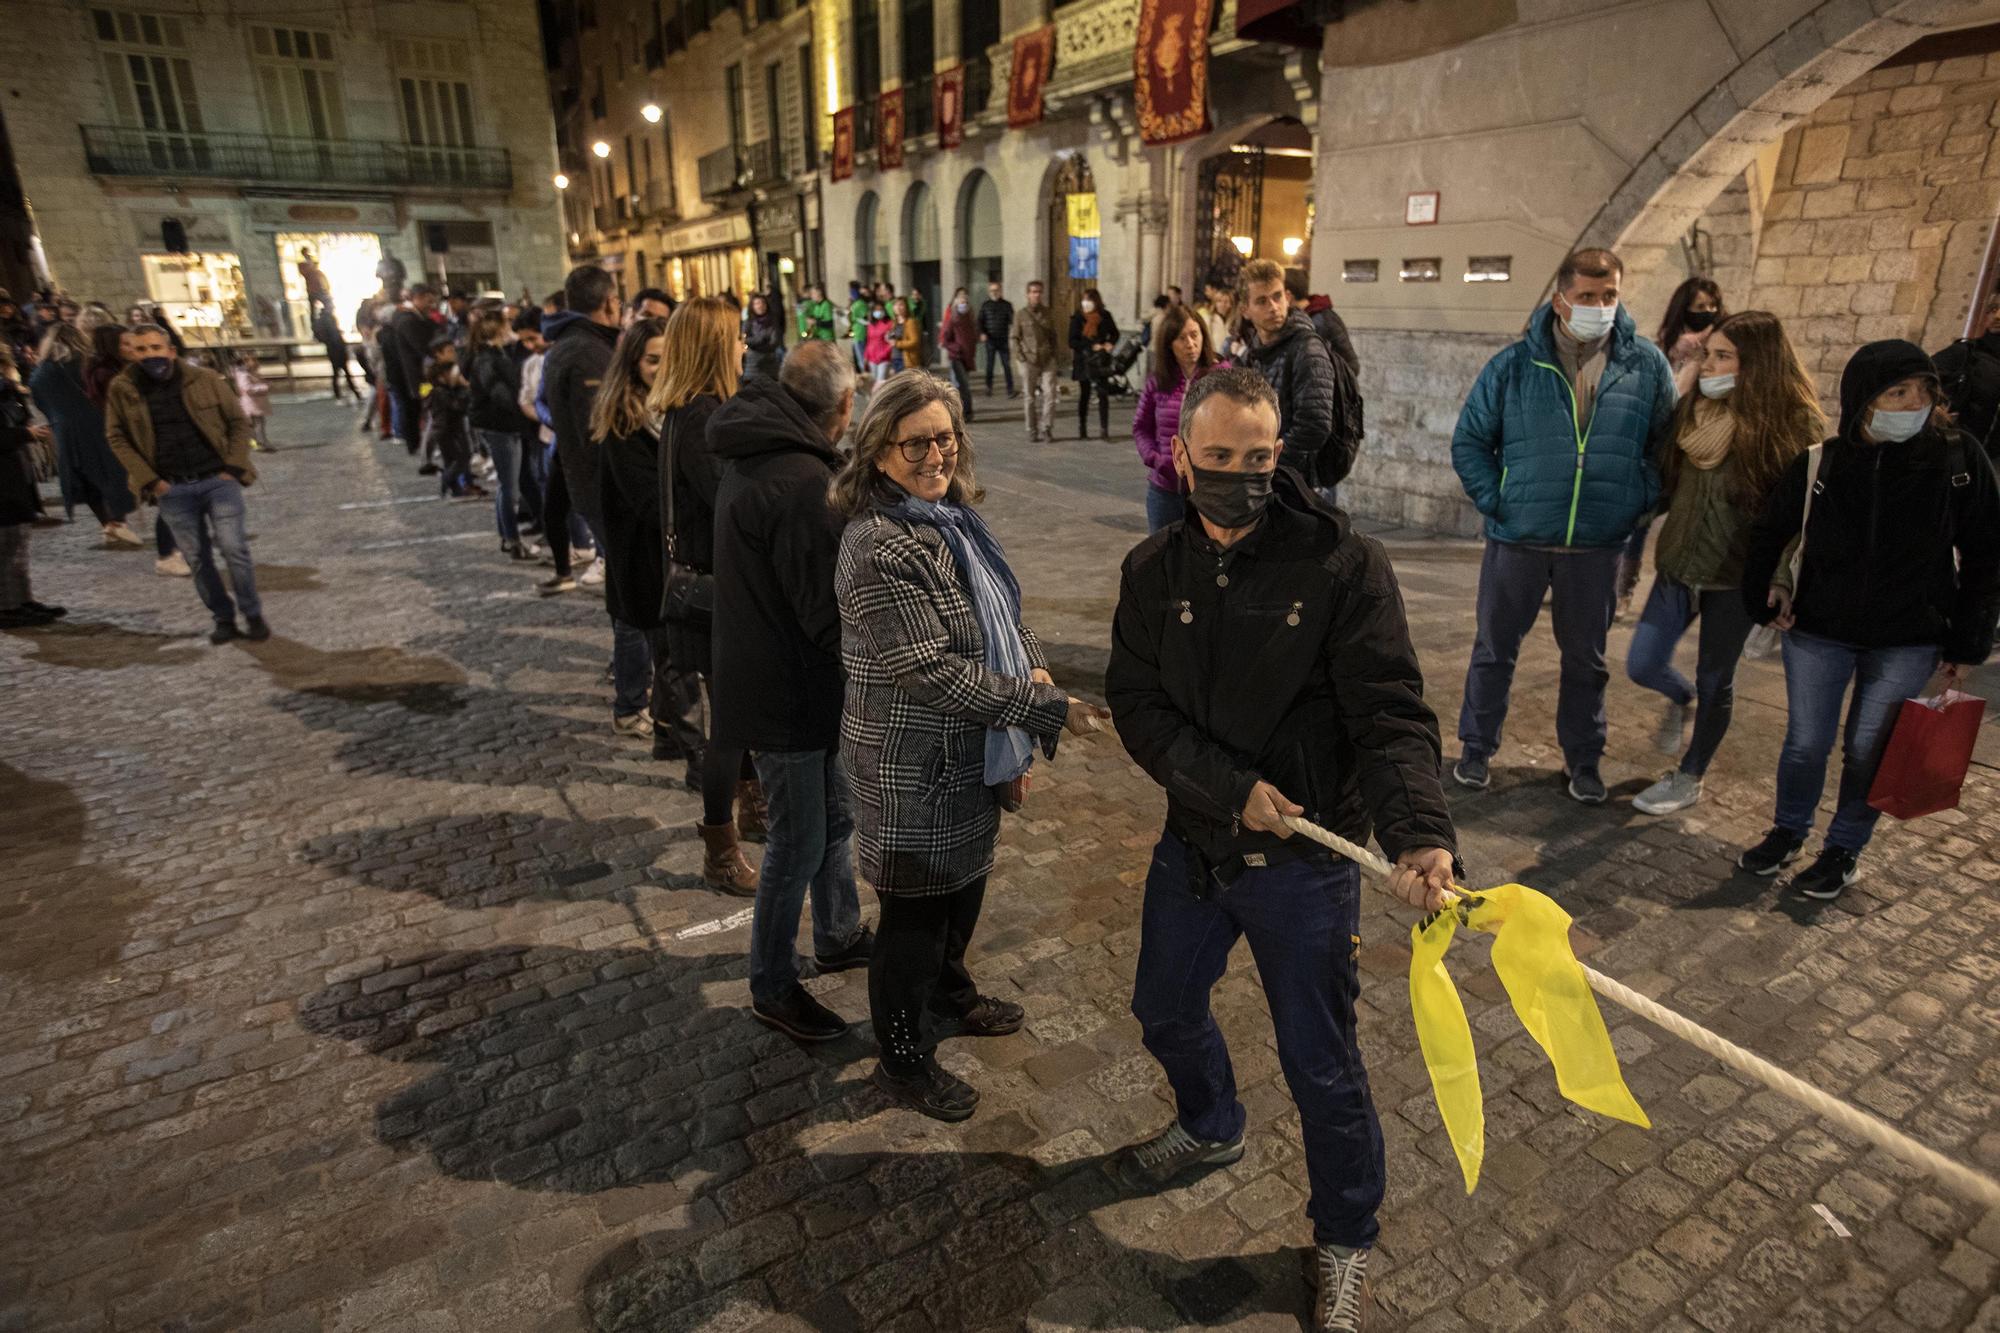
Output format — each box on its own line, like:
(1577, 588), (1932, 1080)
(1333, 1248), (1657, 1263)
(1682, 309), (1718, 333)
(1184, 461), (1274, 530)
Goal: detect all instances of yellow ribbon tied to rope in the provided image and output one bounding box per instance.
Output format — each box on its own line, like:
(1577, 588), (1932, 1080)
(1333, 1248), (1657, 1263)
(1411, 883), (1649, 1193)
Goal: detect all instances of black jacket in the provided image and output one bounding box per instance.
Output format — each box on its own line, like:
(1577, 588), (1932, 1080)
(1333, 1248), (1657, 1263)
(466, 345), (522, 433)
(708, 376), (848, 751)
(744, 314), (785, 380)
(0, 381), (39, 526)
(661, 394), (724, 575)
(1068, 310), (1120, 383)
(383, 308), (433, 395)
(1932, 333), (2000, 461)
(542, 313), (618, 529)
(1246, 310), (1344, 486)
(597, 421), (664, 629)
(977, 297), (1014, 343)
(1742, 339), (2000, 664)
(1107, 467), (1456, 874)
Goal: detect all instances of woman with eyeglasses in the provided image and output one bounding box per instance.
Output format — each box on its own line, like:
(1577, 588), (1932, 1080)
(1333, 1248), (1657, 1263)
(831, 370), (1108, 1120)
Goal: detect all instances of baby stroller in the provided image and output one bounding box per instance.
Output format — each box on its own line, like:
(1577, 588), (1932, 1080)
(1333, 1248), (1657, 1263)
(1088, 330), (1147, 397)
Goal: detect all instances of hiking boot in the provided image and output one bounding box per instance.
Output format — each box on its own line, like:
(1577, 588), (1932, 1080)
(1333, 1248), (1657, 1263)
(1310, 1244), (1373, 1332)
(814, 926), (874, 974)
(1114, 1121), (1245, 1193)
(1653, 701), (1689, 756)
(951, 995), (1024, 1037)
(1451, 754), (1491, 790)
(1632, 770), (1701, 816)
(871, 1057), (980, 1123)
(751, 985), (848, 1042)
(1790, 846), (1859, 901)
(697, 821), (757, 896)
(1738, 827), (1805, 876)
(735, 778), (769, 844)
(1565, 767), (1607, 804)
(210, 620), (240, 645)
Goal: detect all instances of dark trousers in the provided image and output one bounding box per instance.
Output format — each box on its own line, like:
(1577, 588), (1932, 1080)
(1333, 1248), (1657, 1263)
(390, 388), (421, 455)
(947, 361), (975, 420)
(983, 342), (1014, 394)
(1458, 539), (1621, 772)
(1077, 378), (1109, 436)
(1132, 832), (1383, 1248)
(1625, 575), (1755, 778)
(437, 422), (472, 496)
(541, 448), (573, 578)
(869, 876), (986, 1074)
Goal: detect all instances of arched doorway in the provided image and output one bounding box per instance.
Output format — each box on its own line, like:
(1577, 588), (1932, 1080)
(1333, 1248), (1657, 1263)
(855, 190), (887, 286)
(903, 181), (940, 358)
(1190, 118), (1313, 291)
(1045, 153), (1095, 321)
(957, 169), (1002, 295)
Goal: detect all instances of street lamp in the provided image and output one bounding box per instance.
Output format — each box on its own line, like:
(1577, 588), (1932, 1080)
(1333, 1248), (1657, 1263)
(1281, 236), (1303, 258)
(592, 140), (611, 158)
(553, 173), (570, 190)
(1231, 236), (1254, 257)
(641, 104), (662, 124)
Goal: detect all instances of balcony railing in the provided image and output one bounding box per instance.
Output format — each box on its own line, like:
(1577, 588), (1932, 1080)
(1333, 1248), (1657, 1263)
(966, 57), (993, 118)
(594, 202), (620, 235)
(904, 76), (934, 140)
(696, 140), (781, 199)
(740, 139), (781, 186)
(80, 124), (512, 191)
(856, 95), (879, 154)
(697, 144), (738, 199)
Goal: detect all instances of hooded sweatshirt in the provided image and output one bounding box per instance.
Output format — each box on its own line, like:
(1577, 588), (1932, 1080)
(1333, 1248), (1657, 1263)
(1742, 339), (2000, 663)
(539, 310), (619, 528)
(707, 375), (850, 750)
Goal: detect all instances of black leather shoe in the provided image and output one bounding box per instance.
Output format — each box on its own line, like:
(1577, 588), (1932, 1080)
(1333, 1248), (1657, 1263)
(951, 995), (1024, 1037)
(751, 985), (848, 1042)
(871, 1058), (979, 1122)
(21, 600), (66, 618)
(244, 616), (272, 642)
(814, 926), (874, 973)
(210, 620), (241, 645)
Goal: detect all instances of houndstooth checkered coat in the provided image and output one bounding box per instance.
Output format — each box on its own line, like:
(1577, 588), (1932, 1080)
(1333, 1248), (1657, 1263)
(836, 509), (1071, 896)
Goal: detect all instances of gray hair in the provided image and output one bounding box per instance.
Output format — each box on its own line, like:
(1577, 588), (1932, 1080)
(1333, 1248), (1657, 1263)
(829, 369), (983, 518)
(780, 339), (856, 429)
(1180, 365), (1280, 440)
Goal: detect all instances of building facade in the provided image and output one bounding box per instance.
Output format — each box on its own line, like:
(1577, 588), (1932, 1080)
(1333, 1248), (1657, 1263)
(8, 0), (568, 343)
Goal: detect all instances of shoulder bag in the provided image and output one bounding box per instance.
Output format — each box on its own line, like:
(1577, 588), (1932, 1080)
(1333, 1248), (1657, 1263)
(660, 414), (715, 627)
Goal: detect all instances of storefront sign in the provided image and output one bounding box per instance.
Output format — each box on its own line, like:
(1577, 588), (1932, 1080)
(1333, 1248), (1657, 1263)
(132, 212), (232, 251)
(936, 65), (965, 150)
(1008, 26), (1055, 129)
(1136, 0), (1214, 146)
(753, 197), (803, 241)
(663, 212), (751, 255)
(245, 197), (399, 233)
(831, 107), (855, 182)
(878, 86), (905, 171)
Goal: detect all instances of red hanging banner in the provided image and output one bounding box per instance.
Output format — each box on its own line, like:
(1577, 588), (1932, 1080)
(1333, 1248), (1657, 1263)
(830, 107), (855, 182)
(935, 65), (966, 150)
(1136, 0), (1214, 146)
(878, 86), (906, 170)
(1008, 25), (1055, 130)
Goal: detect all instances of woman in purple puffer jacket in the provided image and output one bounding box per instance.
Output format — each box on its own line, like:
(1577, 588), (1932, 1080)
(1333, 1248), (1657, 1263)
(1132, 301), (1226, 532)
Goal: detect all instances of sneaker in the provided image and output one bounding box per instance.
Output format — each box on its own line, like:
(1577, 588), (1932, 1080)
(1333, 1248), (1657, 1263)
(243, 616), (271, 642)
(209, 620), (240, 645)
(751, 985), (849, 1042)
(102, 521), (143, 548)
(871, 1057), (980, 1123)
(1451, 754), (1491, 790)
(949, 995), (1025, 1037)
(1738, 827), (1805, 876)
(577, 560), (605, 588)
(504, 541), (542, 562)
(1653, 701), (1690, 756)
(1632, 769), (1701, 816)
(1565, 768), (1607, 804)
(814, 926), (874, 974)
(155, 552), (192, 578)
(21, 600), (67, 619)
(572, 545), (598, 565)
(1310, 1244), (1373, 1332)
(1790, 846), (1859, 901)
(612, 711), (654, 739)
(537, 574), (576, 596)
(1114, 1121), (1246, 1193)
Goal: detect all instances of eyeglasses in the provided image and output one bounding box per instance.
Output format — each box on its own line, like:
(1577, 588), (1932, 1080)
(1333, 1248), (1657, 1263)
(891, 431), (961, 463)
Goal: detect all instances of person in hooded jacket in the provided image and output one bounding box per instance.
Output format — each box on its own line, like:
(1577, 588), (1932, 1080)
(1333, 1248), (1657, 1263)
(1241, 260), (1345, 496)
(709, 340), (873, 1043)
(1449, 248), (1676, 804)
(1738, 339), (2000, 901)
(1105, 366), (1456, 1333)
(1932, 291), (2000, 464)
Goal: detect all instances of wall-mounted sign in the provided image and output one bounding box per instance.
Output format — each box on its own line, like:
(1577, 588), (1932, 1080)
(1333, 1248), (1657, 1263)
(1405, 191), (1440, 226)
(245, 197), (400, 233)
(663, 211), (752, 255)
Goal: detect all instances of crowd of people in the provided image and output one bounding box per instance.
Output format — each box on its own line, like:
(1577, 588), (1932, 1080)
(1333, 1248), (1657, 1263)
(5, 236), (1999, 1331)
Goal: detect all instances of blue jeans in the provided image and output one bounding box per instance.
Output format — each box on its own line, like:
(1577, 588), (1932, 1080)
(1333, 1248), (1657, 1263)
(1625, 576), (1754, 778)
(156, 475), (261, 624)
(1145, 485), (1185, 533)
(1775, 631), (1938, 853)
(983, 342), (1014, 393)
(389, 389), (420, 454)
(1132, 831), (1383, 1247)
(611, 616), (651, 719)
(1459, 540), (1621, 771)
(748, 749), (864, 1004)
(476, 428), (522, 545)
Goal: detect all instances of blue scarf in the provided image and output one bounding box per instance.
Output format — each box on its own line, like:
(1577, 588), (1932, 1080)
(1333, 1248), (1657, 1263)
(881, 492), (1036, 785)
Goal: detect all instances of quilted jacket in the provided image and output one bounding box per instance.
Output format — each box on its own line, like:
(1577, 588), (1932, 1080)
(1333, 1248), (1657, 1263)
(1244, 310), (1341, 486)
(1450, 301), (1674, 549)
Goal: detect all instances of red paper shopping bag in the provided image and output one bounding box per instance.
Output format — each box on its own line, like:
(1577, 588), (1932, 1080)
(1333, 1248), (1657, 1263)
(1867, 691), (1985, 820)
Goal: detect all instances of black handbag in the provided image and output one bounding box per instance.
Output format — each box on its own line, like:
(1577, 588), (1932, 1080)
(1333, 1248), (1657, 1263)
(661, 414), (715, 627)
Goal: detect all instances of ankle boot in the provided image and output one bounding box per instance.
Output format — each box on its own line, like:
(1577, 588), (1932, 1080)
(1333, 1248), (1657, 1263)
(697, 821), (758, 895)
(736, 779), (769, 844)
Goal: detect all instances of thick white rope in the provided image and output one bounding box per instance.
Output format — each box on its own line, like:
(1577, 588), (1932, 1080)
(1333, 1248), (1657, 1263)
(1283, 814), (2000, 1211)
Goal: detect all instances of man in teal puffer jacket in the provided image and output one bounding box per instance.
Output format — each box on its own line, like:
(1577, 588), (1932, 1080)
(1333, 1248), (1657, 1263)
(1449, 248), (1675, 804)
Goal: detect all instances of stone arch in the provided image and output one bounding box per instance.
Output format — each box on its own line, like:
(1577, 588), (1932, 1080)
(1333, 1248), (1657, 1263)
(855, 190), (886, 283)
(955, 168), (1002, 294)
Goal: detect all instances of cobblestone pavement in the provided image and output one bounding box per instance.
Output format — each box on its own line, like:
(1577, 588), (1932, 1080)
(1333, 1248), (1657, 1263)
(5, 382), (2000, 1333)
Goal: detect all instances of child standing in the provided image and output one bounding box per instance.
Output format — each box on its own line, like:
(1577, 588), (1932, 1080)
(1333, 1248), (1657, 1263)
(231, 351), (275, 452)
(422, 337), (483, 500)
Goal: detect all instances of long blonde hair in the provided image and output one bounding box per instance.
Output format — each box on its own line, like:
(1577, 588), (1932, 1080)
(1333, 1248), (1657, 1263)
(647, 297), (741, 416)
(829, 370), (983, 517)
(587, 316), (668, 443)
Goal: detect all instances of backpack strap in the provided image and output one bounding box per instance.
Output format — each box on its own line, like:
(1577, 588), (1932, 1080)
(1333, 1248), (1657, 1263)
(1789, 443), (1824, 594)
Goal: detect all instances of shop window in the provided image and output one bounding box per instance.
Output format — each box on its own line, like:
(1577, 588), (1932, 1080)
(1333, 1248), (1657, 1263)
(142, 251), (250, 343)
(275, 232), (383, 339)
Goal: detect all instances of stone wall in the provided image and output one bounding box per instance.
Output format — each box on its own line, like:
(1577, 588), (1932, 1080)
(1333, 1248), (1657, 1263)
(1747, 55), (2000, 396)
(1342, 328), (1510, 537)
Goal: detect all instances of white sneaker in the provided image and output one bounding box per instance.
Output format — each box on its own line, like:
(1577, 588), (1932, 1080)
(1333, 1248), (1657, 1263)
(1633, 770), (1702, 816)
(612, 711), (654, 738)
(572, 545), (598, 565)
(155, 552), (192, 577)
(103, 521), (143, 548)
(1653, 701), (1689, 756)
(577, 559), (605, 587)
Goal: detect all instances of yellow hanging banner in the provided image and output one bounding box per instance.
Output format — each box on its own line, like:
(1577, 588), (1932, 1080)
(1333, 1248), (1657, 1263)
(1410, 908), (1484, 1192)
(1066, 192), (1101, 239)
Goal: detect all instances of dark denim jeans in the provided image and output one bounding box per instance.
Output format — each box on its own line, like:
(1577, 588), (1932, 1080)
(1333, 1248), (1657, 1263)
(1144, 485), (1185, 534)
(476, 427), (522, 545)
(1625, 575), (1755, 778)
(156, 475), (261, 625)
(983, 341), (1014, 393)
(1131, 831), (1384, 1247)
(947, 361), (975, 419)
(1775, 631), (1938, 853)
(1459, 539), (1622, 772)
(748, 749), (864, 1005)
(610, 616), (652, 719)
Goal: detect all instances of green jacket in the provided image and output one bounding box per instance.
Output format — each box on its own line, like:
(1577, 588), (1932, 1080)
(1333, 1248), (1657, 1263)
(797, 298), (836, 341)
(1655, 456), (1750, 590)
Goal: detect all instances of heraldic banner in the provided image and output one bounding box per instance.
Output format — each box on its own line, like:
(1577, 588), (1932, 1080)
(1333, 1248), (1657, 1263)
(1136, 0), (1214, 146)
(936, 65), (965, 150)
(1008, 26), (1055, 129)
(830, 107), (855, 182)
(878, 86), (906, 170)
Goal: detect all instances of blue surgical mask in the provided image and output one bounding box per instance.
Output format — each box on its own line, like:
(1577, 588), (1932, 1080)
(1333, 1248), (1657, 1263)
(1697, 374), (1735, 400)
(1868, 406), (1930, 443)
(1562, 300), (1616, 341)
(140, 357), (174, 381)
